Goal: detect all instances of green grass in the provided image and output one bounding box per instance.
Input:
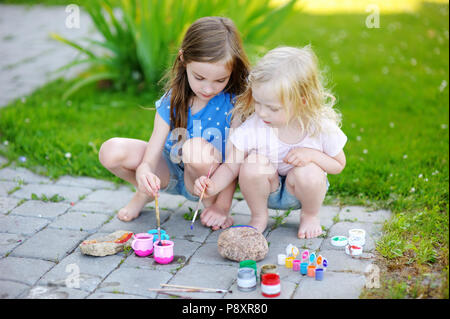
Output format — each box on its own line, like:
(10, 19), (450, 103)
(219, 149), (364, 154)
(0, 1), (448, 298)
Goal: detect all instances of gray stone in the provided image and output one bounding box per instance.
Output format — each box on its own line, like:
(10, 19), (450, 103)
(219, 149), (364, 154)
(0, 232), (26, 257)
(162, 263), (236, 299)
(54, 175), (116, 189)
(70, 200), (118, 215)
(0, 280), (30, 298)
(87, 292), (147, 299)
(99, 267), (173, 298)
(218, 226), (269, 262)
(0, 256), (55, 285)
(0, 214), (49, 235)
(162, 209), (211, 243)
(38, 251), (123, 292)
(11, 184), (92, 203)
(49, 210), (111, 232)
(317, 250), (374, 273)
(10, 200), (70, 219)
(0, 167), (50, 183)
(189, 242), (236, 267)
(292, 271), (367, 299)
(99, 207), (171, 235)
(149, 192), (186, 211)
(0, 181), (18, 196)
(82, 188), (134, 210)
(11, 228), (88, 261)
(25, 285), (89, 299)
(0, 196), (21, 214)
(339, 206), (392, 224)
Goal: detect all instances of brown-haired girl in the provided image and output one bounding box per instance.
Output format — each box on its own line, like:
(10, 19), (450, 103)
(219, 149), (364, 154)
(99, 17), (250, 230)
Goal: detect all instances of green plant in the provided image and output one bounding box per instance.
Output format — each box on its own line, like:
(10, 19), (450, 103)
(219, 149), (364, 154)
(51, 0), (298, 99)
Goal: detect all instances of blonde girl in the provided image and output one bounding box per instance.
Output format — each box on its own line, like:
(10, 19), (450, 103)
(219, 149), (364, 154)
(99, 17), (250, 230)
(194, 46), (347, 239)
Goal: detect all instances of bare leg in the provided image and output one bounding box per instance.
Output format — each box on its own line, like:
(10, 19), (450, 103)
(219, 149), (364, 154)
(98, 137), (170, 221)
(238, 153), (279, 233)
(182, 137), (233, 230)
(285, 163), (327, 239)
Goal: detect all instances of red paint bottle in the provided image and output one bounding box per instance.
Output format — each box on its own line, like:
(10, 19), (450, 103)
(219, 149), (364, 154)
(261, 273), (281, 298)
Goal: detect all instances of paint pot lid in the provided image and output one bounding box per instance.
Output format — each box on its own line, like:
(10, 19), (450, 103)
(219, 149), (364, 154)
(349, 228), (366, 237)
(261, 273), (280, 285)
(331, 236), (348, 246)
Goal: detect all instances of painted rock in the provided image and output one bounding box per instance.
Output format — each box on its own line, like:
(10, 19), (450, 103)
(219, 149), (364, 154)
(218, 226), (268, 262)
(79, 230), (133, 257)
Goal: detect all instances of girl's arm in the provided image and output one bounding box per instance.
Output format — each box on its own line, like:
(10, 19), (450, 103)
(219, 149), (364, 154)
(284, 148), (346, 174)
(135, 112), (171, 194)
(200, 143), (245, 197)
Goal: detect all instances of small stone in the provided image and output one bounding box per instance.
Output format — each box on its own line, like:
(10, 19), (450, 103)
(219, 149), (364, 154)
(217, 226), (268, 262)
(79, 230), (133, 257)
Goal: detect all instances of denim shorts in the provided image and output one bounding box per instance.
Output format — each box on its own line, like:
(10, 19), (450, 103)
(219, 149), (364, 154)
(160, 148), (200, 202)
(267, 174), (330, 211)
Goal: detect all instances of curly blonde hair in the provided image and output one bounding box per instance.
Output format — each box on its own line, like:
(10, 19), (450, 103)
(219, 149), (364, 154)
(231, 45), (342, 137)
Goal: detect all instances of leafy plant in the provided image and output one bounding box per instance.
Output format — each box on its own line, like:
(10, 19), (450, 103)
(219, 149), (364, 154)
(51, 0), (298, 99)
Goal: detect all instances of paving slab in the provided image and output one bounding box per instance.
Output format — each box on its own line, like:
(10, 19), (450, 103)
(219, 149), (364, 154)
(0, 280), (30, 298)
(25, 285), (90, 299)
(11, 183), (92, 203)
(10, 228), (88, 262)
(48, 210), (112, 233)
(0, 256), (55, 285)
(37, 251), (123, 293)
(10, 200), (70, 219)
(98, 267), (173, 298)
(0, 196), (21, 214)
(0, 167), (51, 184)
(0, 232), (26, 257)
(0, 214), (49, 235)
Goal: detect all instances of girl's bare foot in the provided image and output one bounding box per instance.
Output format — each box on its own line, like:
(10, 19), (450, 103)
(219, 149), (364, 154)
(117, 191), (153, 222)
(248, 214), (268, 233)
(298, 213), (322, 239)
(200, 204), (234, 230)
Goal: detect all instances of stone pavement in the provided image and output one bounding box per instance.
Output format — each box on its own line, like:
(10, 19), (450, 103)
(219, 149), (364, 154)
(0, 155), (392, 299)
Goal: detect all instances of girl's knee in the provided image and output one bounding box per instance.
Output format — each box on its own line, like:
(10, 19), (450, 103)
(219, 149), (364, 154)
(287, 164), (326, 189)
(99, 138), (124, 168)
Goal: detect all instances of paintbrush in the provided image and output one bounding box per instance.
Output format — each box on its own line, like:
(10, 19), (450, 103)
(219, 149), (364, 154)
(154, 178), (162, 246)
(150, 288), (229, 294)
(161, 283), (232, 293)
(190, 164), (214, 230)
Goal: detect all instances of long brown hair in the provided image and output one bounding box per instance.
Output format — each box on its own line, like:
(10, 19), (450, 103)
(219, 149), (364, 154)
(162, 16), (250, 130)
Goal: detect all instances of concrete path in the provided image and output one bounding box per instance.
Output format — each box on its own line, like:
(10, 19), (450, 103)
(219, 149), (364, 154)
(0, 155), (391, 299)
(0, 4), (94, 108)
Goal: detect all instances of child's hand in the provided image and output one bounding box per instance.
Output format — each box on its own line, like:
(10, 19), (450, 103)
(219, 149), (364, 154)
(284, 147), (316, 167)
(194, 176), (215, 198)
(135, 162), (160, 197)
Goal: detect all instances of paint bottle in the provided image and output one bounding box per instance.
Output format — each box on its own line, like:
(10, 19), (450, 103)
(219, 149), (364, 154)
(285, 256), (294, 269)
(239, 260), (257, 279)
(322, 258), (328, 272)
(277, 254), (286, 266)
(261, 273), (281, 298)
(300, 262), (308, 275)
(292, 259), (301, 272)
(237, 267), (257, 292)
(315, 268), (324, 281)
(260, 264), (278, 282)
(307, 265), (316, 277)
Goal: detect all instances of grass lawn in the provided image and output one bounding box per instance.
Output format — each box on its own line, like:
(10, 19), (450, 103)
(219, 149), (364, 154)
(0, 1), (448, 298)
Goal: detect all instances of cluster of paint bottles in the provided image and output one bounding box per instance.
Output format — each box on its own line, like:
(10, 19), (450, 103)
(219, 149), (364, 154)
(236, 260), (281, 297)
(278, 245), (327, 281)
